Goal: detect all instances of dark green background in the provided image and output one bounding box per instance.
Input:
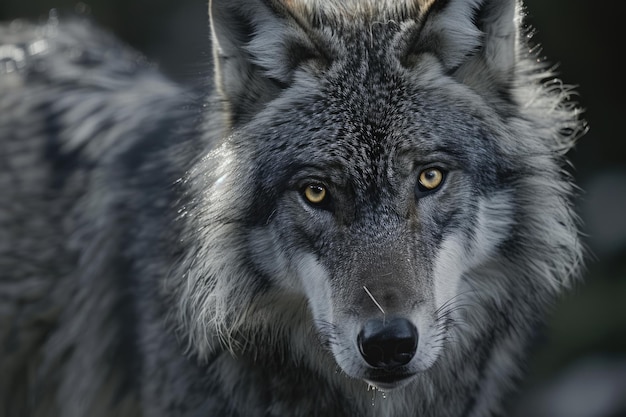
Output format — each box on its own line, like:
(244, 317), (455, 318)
(2, 0), (624, 414)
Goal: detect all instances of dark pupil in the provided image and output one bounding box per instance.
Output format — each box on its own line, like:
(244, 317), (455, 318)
(424, 170), (436, 181)
(311, 186), (323, 194)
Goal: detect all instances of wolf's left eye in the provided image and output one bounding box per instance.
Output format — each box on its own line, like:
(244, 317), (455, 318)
(416, 168), (446, 194)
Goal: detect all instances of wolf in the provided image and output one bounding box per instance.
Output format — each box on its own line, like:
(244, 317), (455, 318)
(0, 0), (584, 416)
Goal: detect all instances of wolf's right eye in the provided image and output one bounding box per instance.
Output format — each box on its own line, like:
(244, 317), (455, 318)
(415, 167), (447, 197)
(303, 184), (328, 205)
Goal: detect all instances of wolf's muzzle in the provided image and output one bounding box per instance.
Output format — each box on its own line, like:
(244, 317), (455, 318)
(357, 318), (418, 369)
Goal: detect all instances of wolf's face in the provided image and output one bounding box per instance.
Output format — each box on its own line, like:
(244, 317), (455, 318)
(242, 65), (514, 389)
(232, 17), (518, 389)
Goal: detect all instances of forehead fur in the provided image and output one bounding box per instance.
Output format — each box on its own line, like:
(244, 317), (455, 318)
(278, 0), (439, 23)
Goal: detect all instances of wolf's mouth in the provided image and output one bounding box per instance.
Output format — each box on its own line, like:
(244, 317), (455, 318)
(365, 372), (416, 391)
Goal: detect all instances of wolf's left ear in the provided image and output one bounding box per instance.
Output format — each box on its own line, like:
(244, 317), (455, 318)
(415, 0), (518, 95)
(209, 0), (322, 126)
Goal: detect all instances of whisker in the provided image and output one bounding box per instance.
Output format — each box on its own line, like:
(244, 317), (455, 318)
(363, 285), (385, 320)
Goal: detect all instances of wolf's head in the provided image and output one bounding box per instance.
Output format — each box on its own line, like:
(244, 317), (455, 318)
(174, 0), (583, 391)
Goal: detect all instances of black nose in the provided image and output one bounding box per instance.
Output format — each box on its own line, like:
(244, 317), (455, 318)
(357, 318), (418, 369)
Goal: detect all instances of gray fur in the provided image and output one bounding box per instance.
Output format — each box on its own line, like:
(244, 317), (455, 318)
(0, 0), (584, 416)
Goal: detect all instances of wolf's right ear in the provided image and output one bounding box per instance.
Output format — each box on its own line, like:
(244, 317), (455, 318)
(209, 0), (322, 126)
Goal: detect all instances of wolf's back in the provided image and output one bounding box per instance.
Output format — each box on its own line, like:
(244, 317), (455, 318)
(0, 18), (199, 416)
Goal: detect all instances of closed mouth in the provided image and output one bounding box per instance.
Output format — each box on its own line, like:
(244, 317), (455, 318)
(365, 372), (416, 390)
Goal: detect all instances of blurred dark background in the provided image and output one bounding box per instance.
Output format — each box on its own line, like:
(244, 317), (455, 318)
(1, 0), (625, 415)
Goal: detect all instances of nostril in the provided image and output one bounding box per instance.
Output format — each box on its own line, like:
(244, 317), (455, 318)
(357, 318), (418, 369)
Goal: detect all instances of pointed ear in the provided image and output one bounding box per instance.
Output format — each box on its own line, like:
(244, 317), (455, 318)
(415, 0), (518, 96)
(209, 0), (322, 126)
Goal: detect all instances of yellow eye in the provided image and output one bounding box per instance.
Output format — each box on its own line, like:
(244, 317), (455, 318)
(418, 168), (444, 191)
(303, 184), (327, 205)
